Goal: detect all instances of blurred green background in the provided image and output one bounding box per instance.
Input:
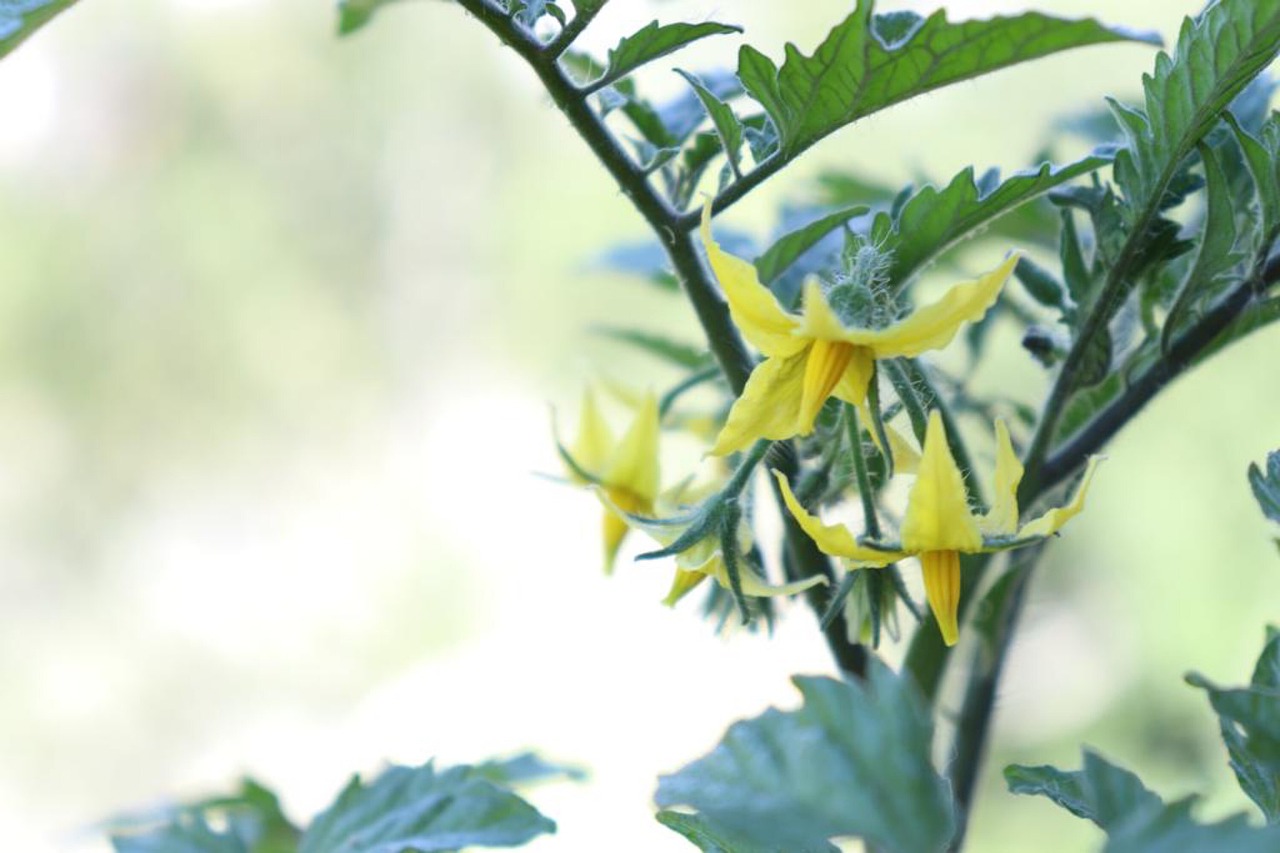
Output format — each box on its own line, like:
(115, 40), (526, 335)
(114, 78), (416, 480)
(0, 0), (1275, 850)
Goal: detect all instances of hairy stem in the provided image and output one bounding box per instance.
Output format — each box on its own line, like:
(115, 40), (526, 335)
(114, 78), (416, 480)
(452, 0), (865, 673)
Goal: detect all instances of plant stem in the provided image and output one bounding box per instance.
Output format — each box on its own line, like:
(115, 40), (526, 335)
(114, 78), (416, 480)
(943, 238), (1279, 853)
(451, 0), (866, 674)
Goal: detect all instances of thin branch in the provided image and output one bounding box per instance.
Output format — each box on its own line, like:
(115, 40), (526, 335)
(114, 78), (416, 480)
(451, 0), (865, 674)
(1040, 249), (1279, 491)
(548, 1), (607, 58)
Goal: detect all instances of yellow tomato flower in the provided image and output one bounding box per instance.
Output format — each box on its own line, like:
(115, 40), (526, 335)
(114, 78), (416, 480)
(775, 410), (1100, 646)
(699, 204), (1018, 456)
(567, 388), (661, 573)
(597, 490), (828, 607)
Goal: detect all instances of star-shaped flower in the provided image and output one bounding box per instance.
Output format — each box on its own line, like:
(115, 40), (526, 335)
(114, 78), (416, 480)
(775, 410), (1100, 645)
(700, 205), (1017, 456)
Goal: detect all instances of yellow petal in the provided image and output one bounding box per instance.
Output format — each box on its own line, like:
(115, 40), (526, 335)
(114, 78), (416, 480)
(662, 567), (707, 606)
(709, 352), (808, 456)
(699, 202), (805, 358)
(842, 255), (1017, 357)
(887, 425), (921, 475)
(1017, 455), (1103, 539)
(601, 501), (633, 574)
(902, 410), (983, 553)
(920, 549), (962, 646)
(570, 387), (614, 480)
(979, 418), (1024, 536)
(772, 470), (905, 563)
(799, 340), (855, 434)
(796, 277), (850, 341)
(694, 552), (829, 599)
(602, 392), (661, 502)
(830, 344), (876, 408)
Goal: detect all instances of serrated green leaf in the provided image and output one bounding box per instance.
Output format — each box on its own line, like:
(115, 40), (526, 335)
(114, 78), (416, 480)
(584, 21), (741, 94)
(876, 153), (1113, 288)
(1108, 0), (1280, 232)
(1187, 628), (1280, 823)
(111, 815), (251, 853)
(655, 666), (955, 852)
(299, 761), (554, 853)
(754, 205), (868, 286)
(657, 810), (839, 853)
(736, 1), (1157, 162)
(1162, 142), (1250, 348)
(1104, 798), (1280, 852)
(1248, 452), (1280, 526)
(676, 70), (745, 179)
(592, 327), (711, 369)
(1006, 750), (1163, 831)
(0, 0), (78, 58)
(1228, 112), (1280, 236)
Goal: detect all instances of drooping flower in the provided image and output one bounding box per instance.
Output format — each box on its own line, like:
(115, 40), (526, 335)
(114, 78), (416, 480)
(775, 410), (1101, 646)
(598, 489), (827, 607)
(565, 388), (661, 573)
(700, 204), (1018, 456)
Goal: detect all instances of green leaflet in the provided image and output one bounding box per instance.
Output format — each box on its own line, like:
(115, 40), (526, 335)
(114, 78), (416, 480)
(112, 816), (250, 853)
(109, 759), (557, 853)
(583, 21), (742, 94)
(1161, 142), (1249, 349)
(754, 205), (869, 286)
(657, 810), (839, 853)
(872, 153), (1115, 289)
(0, 0), (78, 59)
(1187, 628), (1280, 823)
(655, 666), (954, 852)
(300, 761), (555, 852)
(736, 1), (1158, 161)
(1248, 451), (1280, 527)
(108, 778), (299, 853)
(336, 0), (410, 35)
(1109, 1), (1280, 219)
(1010, 632), (1280, 850)
(676, 70), (745, 179)
(1006, 751), (1162, 832)
(1228, 111), (1280, 236)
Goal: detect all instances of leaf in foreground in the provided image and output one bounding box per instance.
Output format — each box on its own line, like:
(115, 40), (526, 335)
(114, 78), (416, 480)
(1186, 627), (1280, 823)
(300, 761), (555, 852)
(655, 664), (954, 852)
(0, 0), (78, 60)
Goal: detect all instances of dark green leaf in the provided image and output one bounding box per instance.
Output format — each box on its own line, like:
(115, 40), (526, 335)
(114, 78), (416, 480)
(655, 666), (955, 852)
(111, 815), (251, 853)
(1248, 452), (1280, 526)
(1187, 629), (1280, 822)
(675, 70), (745, 179)
(657, 810), (839, 853)
(1006, 750), (1162, 831)
(0, 0), (78, 58)
(754, 205), (868, 286)
(1227, 112), (1280, 235)
(299, 761), (555, 853)
(1162, 142), (1249, 348)
(1104, 798), (1280, 852)
(876, 153), (1114, 288)
(585, 21), (741, 94)
(1108, 0), (1280, 225)
(736, 1), (1157, 160)
(592, 327), (712, 369)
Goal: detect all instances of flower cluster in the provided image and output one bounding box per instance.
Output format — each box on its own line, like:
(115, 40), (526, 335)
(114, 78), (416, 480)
(559, 211), (1100, 647)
